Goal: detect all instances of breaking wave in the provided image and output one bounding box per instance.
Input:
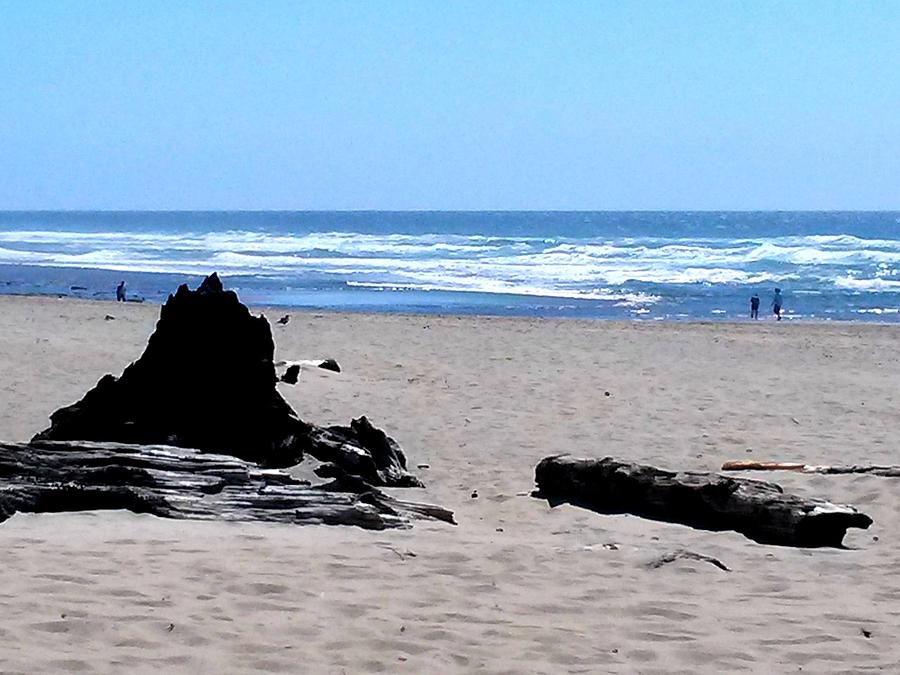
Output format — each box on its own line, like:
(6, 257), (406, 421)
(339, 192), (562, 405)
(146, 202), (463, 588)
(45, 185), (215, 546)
(0, 229), (898, 303)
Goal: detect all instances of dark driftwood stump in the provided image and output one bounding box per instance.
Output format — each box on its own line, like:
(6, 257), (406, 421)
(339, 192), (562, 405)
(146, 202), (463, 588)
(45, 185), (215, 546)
(34, 273), (420, 487)
(533, 456), (872, 548)
(6, 274), (448, 530)
(0, 440), (454, 530)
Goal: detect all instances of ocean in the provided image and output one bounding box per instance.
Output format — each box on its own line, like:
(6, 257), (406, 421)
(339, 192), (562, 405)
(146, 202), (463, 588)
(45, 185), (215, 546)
(0, 211), (899, 322)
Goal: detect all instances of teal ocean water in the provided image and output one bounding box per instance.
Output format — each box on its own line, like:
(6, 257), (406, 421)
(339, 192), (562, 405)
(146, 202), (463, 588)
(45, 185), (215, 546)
(0, 211), (898, 321)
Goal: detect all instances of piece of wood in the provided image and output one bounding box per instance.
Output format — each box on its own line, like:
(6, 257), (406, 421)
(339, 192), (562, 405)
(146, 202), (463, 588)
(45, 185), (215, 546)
(723, 460), (900, 477)
(533, 455), (872, 548)
(0, 440), (454, 530)
(722, 461), (807, 472)
(647, 549), (730, 571)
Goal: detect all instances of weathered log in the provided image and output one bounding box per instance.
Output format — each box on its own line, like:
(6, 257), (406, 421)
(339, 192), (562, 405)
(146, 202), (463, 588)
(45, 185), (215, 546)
(723, 460), (900, 477)
(533, 455), (872, 548)
(34, 273), (420, 486)
(0, 440), (454, 530)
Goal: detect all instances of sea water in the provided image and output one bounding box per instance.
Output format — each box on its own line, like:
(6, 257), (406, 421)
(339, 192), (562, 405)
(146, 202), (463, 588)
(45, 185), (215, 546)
(0, 211), (898, 321)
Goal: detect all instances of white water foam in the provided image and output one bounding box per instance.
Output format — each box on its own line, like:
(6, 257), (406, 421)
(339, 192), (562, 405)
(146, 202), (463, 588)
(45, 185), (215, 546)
(856, 307), (900, 314)
(345, 281), (660, 305)
(834, 277), (900, 292)
(0, 229), (898, 301)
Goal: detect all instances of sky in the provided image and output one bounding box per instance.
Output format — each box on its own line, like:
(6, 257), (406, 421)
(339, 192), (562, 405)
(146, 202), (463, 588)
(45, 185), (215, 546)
(0, 1), (898, 210)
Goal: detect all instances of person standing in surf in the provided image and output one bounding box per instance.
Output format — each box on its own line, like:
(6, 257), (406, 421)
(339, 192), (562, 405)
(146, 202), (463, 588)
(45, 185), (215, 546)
(772, 288), (783, 321)
(750, 293), (760, 319)
(116, 280), (126, 302)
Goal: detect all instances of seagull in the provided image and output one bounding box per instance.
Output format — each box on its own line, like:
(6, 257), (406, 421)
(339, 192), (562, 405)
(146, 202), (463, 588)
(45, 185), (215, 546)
(276, 314), (290, 325)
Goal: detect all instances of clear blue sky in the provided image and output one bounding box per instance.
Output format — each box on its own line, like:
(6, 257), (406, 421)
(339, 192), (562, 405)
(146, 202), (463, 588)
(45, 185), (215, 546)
(1, 1), (897, 210)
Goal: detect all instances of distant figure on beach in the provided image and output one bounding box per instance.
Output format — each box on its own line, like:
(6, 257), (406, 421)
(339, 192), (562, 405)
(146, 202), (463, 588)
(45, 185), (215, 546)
(772, 288), (783, 321)
(116, 281), (126, 302)
(750, 293), (760, 319)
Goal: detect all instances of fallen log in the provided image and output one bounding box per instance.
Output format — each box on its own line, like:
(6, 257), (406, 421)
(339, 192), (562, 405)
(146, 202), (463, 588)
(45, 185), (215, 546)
(533, 455), (872, 548)
(723, 460), (900, 477)
(0, 440), (454, 530)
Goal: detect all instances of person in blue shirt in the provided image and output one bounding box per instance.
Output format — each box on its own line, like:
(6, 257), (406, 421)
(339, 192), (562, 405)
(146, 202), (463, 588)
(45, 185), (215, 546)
(772, 288), (783, 321)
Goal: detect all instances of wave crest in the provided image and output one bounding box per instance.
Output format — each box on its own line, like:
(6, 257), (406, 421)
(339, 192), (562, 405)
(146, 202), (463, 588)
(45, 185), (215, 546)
(0, 228), (898, 301)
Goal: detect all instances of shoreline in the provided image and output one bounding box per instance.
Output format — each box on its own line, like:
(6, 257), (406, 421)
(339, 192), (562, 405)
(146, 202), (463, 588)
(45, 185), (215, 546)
(5, 290), (900, 330)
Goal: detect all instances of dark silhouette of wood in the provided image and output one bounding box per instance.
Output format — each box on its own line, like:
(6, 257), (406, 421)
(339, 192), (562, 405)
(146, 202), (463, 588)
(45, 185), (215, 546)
(34, 273), (304, 465)
(533, 456), (872, 548)
(33, 274), (420, 487)
(308, 417), (423, 488)
(723, 460), (900, 477)
(647, 549), (730, 571)
(280, 364), (301, 385)
(318, 358), (341, 373)
(0, 440), (454, 530)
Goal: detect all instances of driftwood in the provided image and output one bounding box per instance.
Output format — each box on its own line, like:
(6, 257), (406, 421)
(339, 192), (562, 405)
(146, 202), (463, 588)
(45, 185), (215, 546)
(34, 273), (303, 464)
(34, 274), (419, 487)
(0, 440), (454, 530)
(280, 364), (301, 384)
(647, 549), (730, 572)
(4, 275), (443, 531)
(723, 460), (900, 478)
(533, 456), (872, 548)
(275, 359), (342, 380)
(308, 417), (422, 488)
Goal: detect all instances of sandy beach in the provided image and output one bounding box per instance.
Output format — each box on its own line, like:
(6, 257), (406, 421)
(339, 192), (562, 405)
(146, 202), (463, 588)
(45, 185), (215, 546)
(0, 294), (899, 673)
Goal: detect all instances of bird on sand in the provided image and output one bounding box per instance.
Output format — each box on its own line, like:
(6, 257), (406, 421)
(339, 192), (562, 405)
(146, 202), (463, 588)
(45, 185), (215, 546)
(276, 315), (290, 325)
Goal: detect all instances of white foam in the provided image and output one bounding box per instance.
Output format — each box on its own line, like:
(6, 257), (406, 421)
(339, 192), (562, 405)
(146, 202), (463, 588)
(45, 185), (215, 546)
(835, 277), (900, 292)
(344, 281), (660, 304)
(1, 227), (899, 301)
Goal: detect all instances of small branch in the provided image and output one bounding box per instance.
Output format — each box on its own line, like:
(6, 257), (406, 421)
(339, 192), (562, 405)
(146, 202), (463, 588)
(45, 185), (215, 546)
(723, 460), (900, 478)
(647, 549), (730, 572)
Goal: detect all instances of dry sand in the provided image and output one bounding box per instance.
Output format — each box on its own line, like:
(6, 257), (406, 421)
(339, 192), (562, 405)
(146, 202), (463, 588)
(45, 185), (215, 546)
(0, 294), (899, 673)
